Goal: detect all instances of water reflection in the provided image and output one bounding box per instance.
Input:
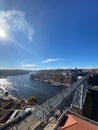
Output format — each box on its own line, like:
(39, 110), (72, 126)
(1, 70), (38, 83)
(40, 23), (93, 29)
(0, 74), (62, 104)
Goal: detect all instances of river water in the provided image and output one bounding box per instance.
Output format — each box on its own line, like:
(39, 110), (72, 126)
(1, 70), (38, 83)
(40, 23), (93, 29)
(0, 73), (62, 104)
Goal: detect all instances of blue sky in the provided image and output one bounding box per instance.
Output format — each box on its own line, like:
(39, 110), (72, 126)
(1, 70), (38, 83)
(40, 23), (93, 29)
(0, 0), (98, 70)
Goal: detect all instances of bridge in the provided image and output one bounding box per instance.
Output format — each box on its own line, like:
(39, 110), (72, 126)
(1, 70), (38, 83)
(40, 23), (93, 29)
(0, 74), (90, 130)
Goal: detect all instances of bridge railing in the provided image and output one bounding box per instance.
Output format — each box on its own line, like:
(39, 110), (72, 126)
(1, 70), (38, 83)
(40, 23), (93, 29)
(33, 75), (89, 120)
(0, 111), (32, 130)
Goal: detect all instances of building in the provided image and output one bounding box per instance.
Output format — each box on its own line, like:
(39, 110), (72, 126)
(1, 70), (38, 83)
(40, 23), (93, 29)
(55, 110), (98, 130)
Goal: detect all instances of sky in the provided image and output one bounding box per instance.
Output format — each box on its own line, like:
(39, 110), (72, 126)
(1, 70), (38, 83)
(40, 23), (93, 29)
(0, 0), (98, 70)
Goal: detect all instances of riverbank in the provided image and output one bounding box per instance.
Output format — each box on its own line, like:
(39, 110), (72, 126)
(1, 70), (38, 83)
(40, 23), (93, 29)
(0, 69), (31, 78)
(30, 70), (77, 87)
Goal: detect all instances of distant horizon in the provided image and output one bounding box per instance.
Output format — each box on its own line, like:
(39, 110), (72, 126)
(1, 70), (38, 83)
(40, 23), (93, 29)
(0, 67), (98, 71)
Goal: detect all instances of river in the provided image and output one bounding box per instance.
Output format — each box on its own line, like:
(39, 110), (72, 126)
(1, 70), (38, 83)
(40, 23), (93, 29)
(0, 73), (62, 105)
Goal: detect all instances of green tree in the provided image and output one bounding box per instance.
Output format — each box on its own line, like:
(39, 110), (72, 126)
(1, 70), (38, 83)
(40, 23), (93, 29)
(27, 96), (37, 103)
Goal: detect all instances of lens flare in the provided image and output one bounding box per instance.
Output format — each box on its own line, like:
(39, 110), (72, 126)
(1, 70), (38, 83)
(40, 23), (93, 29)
(0, 28), (7, 39)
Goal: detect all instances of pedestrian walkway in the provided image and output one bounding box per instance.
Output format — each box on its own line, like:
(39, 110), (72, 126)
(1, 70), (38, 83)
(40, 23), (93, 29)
(43, 117), (58, 130)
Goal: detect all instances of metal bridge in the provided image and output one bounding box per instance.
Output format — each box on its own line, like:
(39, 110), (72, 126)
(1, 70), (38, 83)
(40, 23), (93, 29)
(0, 75), (89, 130)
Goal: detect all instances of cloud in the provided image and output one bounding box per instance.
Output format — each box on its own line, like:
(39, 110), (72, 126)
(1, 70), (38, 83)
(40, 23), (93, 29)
(42, 58), (64, 64)
(0, 10), (33, 41)
(20, 61), (25, 64)
(20, 60), (28, 64)
(21, 64), (37, 67)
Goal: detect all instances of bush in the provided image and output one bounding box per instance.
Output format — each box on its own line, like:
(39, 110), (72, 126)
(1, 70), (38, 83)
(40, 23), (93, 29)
(27, 96), (37, 103)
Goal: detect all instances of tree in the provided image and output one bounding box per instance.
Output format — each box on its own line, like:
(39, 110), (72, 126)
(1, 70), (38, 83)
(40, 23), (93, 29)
(27, 96), (37, 103)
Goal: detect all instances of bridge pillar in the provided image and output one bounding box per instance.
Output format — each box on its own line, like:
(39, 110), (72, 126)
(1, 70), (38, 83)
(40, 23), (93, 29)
(71, 80), (88, 113)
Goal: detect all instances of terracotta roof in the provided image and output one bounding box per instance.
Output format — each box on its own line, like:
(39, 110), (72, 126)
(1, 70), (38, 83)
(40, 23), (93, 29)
(61, 115), (77, 130)
(60, 114), (98, 130)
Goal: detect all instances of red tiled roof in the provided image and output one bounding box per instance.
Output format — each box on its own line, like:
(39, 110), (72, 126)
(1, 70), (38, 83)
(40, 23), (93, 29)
(60, 114), (98, 130)
(61, 115), (77, 130)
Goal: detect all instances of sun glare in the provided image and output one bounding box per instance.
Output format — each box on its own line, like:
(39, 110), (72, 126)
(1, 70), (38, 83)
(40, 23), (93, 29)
(0, 28), (7, 39)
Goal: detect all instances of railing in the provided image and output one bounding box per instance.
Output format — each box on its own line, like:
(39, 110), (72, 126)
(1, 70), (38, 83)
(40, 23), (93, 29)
(0, 111), (32, 130)
(32, 75), (89, 121)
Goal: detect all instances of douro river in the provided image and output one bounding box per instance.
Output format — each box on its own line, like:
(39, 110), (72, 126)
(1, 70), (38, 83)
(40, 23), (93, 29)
(0, 73), (62, 105)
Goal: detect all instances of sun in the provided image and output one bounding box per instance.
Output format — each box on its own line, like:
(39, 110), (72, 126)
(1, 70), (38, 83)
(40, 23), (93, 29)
(0, 28), (7, 39)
